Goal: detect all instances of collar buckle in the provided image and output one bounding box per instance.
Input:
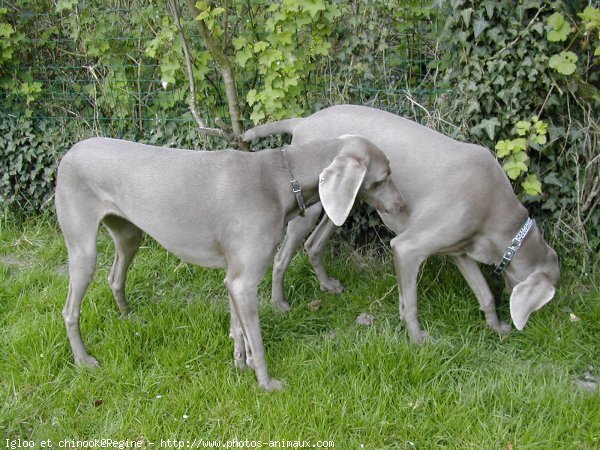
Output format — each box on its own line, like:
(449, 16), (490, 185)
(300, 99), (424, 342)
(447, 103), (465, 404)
(281, 148), (306, 217)
(494, 217), (534, 275)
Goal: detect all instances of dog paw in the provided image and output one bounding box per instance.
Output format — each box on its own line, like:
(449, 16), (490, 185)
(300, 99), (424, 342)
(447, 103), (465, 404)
(409, 329), (434, 345)
(259, 378), (285, 392)
(75, 355), (100, 369)
(233, 351), (249, 371)
(272, 299), (291, 313)
(490, 321), (512, 335)
(320, 277), (345, 294)
(235, 360), (249, 371)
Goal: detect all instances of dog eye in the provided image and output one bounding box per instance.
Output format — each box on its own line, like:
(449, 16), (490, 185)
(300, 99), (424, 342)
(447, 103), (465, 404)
(370, 179), (385, 189)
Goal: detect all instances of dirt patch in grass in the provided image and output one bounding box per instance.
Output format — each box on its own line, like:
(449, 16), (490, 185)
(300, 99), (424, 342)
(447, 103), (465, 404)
(0, 254), (28, 271)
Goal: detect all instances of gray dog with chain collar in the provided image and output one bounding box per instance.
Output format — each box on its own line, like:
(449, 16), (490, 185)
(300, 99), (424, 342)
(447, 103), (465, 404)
(244, 105), (561, 343)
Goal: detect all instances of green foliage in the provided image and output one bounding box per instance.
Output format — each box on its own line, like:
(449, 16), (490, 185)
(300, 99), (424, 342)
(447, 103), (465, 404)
(1, 0), (597, 254)
(435, 0), (599, 246)
(546, 11), (571, 42)
(548, 50), (578, 75)
(578, 6), (600, 57)
(0, 118), (66, 213)
(0, 8), (15, 66)
(495, 116), (548, 195)
(232, 0), (341, 123)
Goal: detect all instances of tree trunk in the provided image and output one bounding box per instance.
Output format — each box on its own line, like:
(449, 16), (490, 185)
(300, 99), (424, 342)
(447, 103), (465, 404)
(185, 0), (248, 150)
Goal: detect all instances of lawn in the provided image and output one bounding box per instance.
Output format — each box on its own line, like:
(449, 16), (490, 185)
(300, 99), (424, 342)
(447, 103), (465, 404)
(1, 217), (598, 449)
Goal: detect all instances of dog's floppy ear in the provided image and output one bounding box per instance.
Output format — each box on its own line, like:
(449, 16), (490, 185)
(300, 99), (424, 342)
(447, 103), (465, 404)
(319, 155), (367, 226)
(509, 272), (555, 330)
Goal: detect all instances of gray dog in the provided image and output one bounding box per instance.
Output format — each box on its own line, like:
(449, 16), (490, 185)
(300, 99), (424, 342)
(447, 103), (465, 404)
(244, 105), (560, 343)
(55, 135), (405, 390)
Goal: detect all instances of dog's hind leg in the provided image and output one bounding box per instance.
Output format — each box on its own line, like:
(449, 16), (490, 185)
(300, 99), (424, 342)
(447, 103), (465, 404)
(60, 212), (101, 368)
(304, 214), (343, 294)
(229, 295), (249, 370)
(103, 215), (143, 315)
(272, 203), (322, 312)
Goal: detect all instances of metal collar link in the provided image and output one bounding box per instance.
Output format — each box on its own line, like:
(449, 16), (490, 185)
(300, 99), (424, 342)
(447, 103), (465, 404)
(281, 147), (306, 217)
(494, 217), (534, 275)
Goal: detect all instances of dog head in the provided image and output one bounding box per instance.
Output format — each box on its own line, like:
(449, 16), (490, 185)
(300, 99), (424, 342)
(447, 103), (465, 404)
(318, 135), (406, 226)
(502, 224), (560, 330)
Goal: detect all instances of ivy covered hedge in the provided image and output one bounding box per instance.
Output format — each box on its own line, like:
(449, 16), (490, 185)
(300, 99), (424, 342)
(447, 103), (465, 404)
(0, 0), (597, 255)
(434, 0), (598, 253)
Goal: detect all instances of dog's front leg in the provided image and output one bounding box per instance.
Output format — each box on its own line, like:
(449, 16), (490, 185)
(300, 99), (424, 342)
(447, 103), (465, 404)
(453, 255), (511, 334)
(391, 236), (431, 344)
(225, 273), (284, 391)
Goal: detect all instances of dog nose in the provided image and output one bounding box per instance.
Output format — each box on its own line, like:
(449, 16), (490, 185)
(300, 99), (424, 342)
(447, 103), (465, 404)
(392, 194), (406, 213)
(380, 198), (406, 216)
(397, 197), (407, 211)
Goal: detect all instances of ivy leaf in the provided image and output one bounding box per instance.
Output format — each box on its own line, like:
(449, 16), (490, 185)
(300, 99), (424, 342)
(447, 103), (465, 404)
(473, 18), (489, 39)
(515, 120), (531, 136)
(487, 26), (503, 43)
(521, 174), (542, 196)
(312, 38), (331, 56)
(234, 47), (253, 68)
(578, 6), (600, 32)
(303, 0), (327, 18)
(324, 3), (342, 21)
(546, 12), (571, 42)
(284, 75), (299, 88)
(543, 173), (563, 187)
(478, 117), (500, 140)
(495, 138), (526, 158)
(250, 108), (266, 125)
(195, 11), (210, 22)
(461, 8), (473, 27)
(482, 1), (496, 19)
(253, 41), (269, 53)
(159, 58), (180, 86)
(502, 152), (528, 180)
(549, 51), (578, 75)
(246, 89), (258, 106)
(232, 36), (247, 50)
(56, 0), (78, 13)
(0, 23), (13, 38)
(533, 119), (548, 135)
(258, 49), (283, 70)
(495, 140), (512, 158)
(513, 151), (528, 163)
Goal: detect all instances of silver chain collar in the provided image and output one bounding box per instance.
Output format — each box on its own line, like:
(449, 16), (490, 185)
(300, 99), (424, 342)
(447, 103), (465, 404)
(494, 217), (534, 275)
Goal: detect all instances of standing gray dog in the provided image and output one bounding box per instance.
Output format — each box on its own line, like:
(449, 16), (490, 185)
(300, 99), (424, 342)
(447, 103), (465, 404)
(55, 135), (404, 390)
(244, 105), (560, 343)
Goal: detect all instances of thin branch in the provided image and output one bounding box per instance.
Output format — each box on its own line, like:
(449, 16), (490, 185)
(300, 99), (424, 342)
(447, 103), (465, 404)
(167, 0), (232, 140)
(582, 175), (599, 214)
(185, 0), (248, 149)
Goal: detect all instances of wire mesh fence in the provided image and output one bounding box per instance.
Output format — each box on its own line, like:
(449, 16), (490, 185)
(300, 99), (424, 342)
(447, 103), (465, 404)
(2, 1), (441, 142)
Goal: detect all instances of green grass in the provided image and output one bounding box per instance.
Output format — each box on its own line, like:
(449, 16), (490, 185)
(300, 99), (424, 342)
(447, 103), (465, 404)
(1, 217), (598, 448)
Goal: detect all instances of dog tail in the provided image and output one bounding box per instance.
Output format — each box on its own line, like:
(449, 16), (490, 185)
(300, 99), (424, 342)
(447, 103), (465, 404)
(242, 118), (303, 141)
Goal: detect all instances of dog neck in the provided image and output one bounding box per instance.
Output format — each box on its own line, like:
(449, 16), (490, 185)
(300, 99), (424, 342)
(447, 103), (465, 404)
(274, 140), (344, 222)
